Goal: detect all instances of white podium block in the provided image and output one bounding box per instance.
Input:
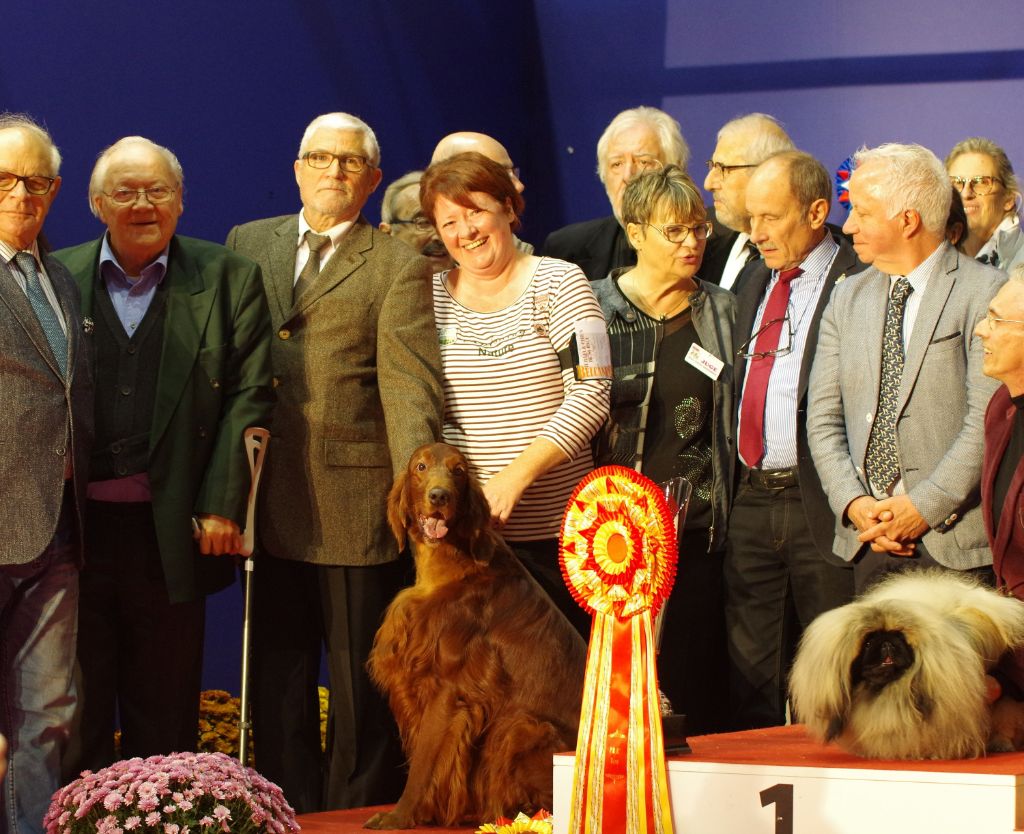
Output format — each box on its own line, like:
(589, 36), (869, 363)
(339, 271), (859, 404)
(553, 725), (1024, 834)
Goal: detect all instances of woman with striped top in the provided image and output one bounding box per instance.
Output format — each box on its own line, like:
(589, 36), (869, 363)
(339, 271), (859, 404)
(420, 152), (611, 637)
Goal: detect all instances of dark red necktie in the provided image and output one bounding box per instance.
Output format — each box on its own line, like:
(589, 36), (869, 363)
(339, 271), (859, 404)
(739, 267), (802, 468)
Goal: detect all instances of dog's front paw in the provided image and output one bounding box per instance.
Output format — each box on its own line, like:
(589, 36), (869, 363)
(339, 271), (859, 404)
(364, 810), (415, 830)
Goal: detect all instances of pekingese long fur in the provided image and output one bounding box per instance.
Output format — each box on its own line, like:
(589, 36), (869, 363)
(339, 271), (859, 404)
(789, 570), (1024, 759)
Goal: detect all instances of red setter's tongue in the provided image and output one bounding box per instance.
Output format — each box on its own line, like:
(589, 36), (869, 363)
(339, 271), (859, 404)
(422, 516), (449, 540)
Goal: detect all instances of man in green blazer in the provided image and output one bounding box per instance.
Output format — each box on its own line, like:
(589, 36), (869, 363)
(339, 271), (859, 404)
(226, 112), (443, 813)
(55, 136), (274, 774)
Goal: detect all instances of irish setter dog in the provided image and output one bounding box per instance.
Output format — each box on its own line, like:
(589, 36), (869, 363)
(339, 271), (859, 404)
(365, 443), (586, 829)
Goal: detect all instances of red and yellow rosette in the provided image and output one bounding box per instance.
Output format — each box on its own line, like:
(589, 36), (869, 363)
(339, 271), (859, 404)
(561, 466), (676, 834)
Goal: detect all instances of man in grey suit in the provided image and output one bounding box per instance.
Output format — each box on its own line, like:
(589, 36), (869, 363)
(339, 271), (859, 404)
(808, 142), (1005, 592)
(726, 151), (859, 729)
(226, 112), (443, 812)
(0, 114), (93, 834)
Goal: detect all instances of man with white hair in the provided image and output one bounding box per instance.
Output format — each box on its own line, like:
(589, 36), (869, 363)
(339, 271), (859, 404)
(0, 112), (93, 834)
(946, 137), (1024, 272)
(379, 170), (453, 272)
(55, 135), (274, 775)
(541, 106), (689, 280)
(226, 113), (443, 811)
(808, 143), (1005, 592)
(701, 113), (795, 290)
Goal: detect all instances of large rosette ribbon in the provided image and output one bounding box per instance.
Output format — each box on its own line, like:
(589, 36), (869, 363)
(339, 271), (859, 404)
(560, 466), (677, 834)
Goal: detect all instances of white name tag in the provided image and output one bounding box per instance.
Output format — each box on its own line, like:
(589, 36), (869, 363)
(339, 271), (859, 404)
(685, 342), (724, 380)
(438, 325), (457, 346)
(574, 320), (613, 379)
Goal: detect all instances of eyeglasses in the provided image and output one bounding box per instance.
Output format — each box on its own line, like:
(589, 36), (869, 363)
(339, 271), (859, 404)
(607, 156), (663, 176)
(105, 186), (177, 205)
(0, 171), (56, 196)
(737, 316), (794, 360)
(302, 152), (374, 173)
(391, 217), (435, 233)
(645, 221), (713, 244)
(705, 159), (757, 177)
(984, 312), (1024, 331)
(950, 175), (1003, 196)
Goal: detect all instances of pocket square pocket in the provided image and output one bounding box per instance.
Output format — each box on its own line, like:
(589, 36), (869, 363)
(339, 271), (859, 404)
(930, 331), (961, 344)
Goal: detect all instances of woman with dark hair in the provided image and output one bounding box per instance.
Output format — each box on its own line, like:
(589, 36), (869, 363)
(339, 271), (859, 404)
(591, 165), (736, 733)
(420, 152), (610, 637)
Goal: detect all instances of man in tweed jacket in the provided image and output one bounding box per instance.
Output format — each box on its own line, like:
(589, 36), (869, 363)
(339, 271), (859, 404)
(808, 143), (1005, 591)
(0, 115), (93, 834)
(226, 113), (443, 812)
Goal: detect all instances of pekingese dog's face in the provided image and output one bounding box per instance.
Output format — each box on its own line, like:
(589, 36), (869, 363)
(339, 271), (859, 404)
(789, 570), (1024, 759)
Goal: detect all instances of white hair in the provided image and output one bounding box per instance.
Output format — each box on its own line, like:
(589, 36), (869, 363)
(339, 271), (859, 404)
(853, 143), (951, 236)
(596, 106), (689, 184)
(298, 112), (380, 167)
(88, 136), (184, 219)
(0, 112), (61, 174)
(380, 170), (423, 224)
(717, 113), (795, 165)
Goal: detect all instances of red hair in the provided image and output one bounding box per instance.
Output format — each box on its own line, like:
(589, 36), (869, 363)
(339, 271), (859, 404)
(420, 151), (525, 231)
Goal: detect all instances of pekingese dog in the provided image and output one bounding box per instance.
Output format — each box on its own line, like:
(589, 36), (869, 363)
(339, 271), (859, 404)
(789, 570), (1024, 759)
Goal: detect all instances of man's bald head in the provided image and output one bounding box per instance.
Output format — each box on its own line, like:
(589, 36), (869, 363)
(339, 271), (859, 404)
(430, 132), (524, 193)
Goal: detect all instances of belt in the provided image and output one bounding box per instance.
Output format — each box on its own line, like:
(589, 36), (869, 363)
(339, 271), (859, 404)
(742, 465), (799, 490)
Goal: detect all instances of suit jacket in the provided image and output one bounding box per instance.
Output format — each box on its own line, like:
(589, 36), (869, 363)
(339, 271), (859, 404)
(540, 215), (634, 282)
(225, 214), (443, 567)
(807, 243), (1005, 568)
(982, 385), (1024, 592)
(55, 235), (275, 602)
(0, 252), (93, 565)
(733, 233), (862, 565)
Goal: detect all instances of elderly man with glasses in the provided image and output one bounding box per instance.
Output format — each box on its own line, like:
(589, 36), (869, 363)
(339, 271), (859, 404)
(0, 113), (93, 834)
(542, 106), (689, 281)
(378, 170), (453, 273)
(946, 137), (1024, 273)
(54, 135), (274, 778)
(226, 112), (443, 812)
(725, 150), (862, 730)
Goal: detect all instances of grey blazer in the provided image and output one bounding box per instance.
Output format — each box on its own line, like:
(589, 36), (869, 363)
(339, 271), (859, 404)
(807, 244), (1005, 569)
(0, 253), (93, 566)
(225, 214), (443, 566)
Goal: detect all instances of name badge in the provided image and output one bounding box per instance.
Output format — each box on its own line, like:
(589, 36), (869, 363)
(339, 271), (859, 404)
(685, 343), (724, 380)
(573, 320), (613, 380)
(438, 326), (457, 346)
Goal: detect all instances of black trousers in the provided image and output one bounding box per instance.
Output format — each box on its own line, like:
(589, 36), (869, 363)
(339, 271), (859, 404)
(724, 481), (854, 730)
(249, 551), (407, 814)
(66, 501), (205, 777)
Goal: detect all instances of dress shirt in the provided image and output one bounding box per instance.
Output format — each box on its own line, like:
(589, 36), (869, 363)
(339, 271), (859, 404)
(739, 234), (838, 469)
(294, 213), (355, 284)
(99, 235), (169, 335)
(0, 239), (68, 334)
(718, 232), (754, 291)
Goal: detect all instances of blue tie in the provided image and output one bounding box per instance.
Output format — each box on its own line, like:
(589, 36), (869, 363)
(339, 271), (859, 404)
(15, 251), (68, 378)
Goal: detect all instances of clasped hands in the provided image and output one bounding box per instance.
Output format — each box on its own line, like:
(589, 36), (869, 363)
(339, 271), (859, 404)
(846, 494), (930, 556)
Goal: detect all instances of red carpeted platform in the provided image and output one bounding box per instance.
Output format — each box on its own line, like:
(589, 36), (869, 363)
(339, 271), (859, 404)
(686, 723), (1024, 773)
(295, 806), (475, 833)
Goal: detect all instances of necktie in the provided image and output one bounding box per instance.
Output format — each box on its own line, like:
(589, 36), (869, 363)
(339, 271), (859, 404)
(15, 252), (67, 378)
(738, 267), (802, 468)
(744, 239), (760, 263)
(978, 252), (999, 267)
(293, 231), (330, 304)
(865, 277), (914, 494)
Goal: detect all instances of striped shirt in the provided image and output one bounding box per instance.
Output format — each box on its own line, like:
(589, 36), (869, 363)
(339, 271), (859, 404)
(434, 257), (611, 541)
(738, 234), (838, 469)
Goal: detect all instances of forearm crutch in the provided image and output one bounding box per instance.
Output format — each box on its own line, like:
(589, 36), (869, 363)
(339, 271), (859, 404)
(238, 426), (270, 765)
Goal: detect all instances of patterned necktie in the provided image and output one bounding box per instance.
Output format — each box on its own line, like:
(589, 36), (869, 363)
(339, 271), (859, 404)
(978, 252), (999, 267)
(744, 239), (760, 263)
(293, 231), (330, 304)
(865, 277), (914, 494)
(15, 251), (67, 378)
(738, 267), (802, 468)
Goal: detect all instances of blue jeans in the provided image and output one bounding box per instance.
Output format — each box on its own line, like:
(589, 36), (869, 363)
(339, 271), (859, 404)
(0, 496), (79, 834)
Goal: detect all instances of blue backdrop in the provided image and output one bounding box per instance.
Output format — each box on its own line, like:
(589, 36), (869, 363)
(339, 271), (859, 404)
(5, 0), (1021, 691)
